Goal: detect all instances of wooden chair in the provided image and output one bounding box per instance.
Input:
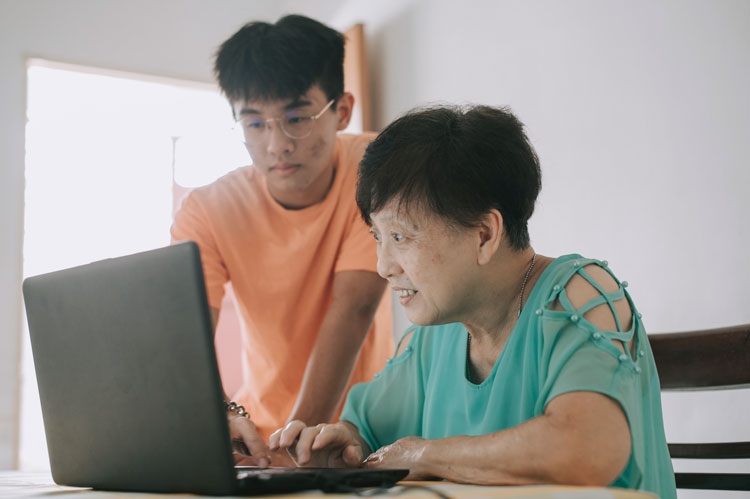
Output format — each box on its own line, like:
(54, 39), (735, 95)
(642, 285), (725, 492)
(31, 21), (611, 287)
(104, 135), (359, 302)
(649, 324), (750, 490)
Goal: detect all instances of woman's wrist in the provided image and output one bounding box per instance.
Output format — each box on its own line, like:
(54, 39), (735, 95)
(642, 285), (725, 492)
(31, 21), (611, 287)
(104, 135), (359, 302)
(340, 421), (371, 456)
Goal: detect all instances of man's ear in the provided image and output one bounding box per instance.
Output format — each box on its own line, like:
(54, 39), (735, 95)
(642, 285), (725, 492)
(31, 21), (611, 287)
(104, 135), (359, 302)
(477, 209), (503, 265)
(335, 92), (355, 131)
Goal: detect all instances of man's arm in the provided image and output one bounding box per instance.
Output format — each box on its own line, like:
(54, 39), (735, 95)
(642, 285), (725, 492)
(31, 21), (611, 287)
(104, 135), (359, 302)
(287, 270), (388, 426)
(210, 306), (275, 467)
(210, 307), (220, 332)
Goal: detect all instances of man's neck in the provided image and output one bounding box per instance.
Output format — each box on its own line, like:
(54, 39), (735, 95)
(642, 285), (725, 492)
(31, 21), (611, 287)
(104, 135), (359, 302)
(270, 167), (337, 210)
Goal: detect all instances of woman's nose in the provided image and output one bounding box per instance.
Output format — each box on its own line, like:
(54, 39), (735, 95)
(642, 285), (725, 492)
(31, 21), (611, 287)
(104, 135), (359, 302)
(376, 244), (400, 279)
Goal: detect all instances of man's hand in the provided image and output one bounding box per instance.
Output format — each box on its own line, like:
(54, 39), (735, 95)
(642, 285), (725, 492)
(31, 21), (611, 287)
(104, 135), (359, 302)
(228, 413), (271, 467)
(270, 421), (367, 468)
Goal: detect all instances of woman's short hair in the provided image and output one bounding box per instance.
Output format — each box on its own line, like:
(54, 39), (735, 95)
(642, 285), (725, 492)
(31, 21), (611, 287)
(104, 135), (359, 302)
(356, 105), (542, 250)
(214, 14), (345, 105)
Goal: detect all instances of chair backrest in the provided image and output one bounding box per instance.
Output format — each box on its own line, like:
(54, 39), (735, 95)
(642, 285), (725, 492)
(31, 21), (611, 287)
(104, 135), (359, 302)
(649, 324), (750, 491)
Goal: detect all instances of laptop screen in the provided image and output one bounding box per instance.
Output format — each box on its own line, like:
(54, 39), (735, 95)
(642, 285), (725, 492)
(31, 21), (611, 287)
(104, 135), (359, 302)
(24, 242), (238, 494)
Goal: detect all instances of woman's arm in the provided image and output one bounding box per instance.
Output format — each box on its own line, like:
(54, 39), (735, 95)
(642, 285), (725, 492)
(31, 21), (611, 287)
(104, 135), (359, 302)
(365, 263), (634, 484)
(363, 389), (631, 485)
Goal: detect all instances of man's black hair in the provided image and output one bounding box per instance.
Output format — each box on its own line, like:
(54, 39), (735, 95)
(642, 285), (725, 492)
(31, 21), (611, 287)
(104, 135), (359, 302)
(214, 14), (345, 105)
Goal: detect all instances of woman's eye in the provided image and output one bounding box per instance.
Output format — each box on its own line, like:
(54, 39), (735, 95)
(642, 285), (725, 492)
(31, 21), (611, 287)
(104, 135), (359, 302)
(392, 233), (403, 242)
(370, 231), (381, 242)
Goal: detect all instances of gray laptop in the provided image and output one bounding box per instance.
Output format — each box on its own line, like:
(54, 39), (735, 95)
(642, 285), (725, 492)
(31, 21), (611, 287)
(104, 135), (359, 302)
(22, 241), (407, 495)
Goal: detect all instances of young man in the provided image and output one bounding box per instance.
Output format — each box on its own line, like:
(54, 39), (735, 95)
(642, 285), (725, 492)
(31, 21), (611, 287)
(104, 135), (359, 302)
(171, 15), (393, 465)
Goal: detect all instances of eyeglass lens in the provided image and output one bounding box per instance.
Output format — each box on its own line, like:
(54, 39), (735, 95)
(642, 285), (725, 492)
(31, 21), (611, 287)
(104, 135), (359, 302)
(236, 99), (334, 143)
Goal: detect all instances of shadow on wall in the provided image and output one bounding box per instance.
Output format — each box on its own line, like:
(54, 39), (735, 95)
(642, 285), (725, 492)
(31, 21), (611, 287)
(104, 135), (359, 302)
(361, 3), (420, 338)
(367, 2), (420, 130)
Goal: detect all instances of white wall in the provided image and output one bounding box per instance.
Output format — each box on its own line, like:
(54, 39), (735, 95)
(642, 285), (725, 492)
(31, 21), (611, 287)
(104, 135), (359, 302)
(0, 0), (346, 470)
(331, 1), (750, 496)
(2, 0), (749, 491)
(331, 0), (750, 336)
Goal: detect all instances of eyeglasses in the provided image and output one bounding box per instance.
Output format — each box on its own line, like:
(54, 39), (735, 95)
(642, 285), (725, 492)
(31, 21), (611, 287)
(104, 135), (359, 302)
(234, 99), (335, 144)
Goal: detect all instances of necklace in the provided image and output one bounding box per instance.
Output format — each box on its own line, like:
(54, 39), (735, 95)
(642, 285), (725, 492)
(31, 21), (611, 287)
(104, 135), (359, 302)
(466, 253), (536, 384)
(517, 253), (536, 318)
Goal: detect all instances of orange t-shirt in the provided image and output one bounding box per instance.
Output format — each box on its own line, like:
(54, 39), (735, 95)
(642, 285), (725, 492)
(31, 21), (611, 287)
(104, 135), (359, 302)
(171, 133), (393, 439)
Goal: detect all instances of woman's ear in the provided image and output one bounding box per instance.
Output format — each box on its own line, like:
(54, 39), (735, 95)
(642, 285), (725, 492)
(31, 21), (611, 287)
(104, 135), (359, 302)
(335, 92), (355, 131)
(477, 209), (503, 265)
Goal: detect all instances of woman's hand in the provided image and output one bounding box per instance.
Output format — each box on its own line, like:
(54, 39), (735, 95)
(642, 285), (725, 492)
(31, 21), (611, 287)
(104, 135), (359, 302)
(270, 421), (367, 468)
(228, 413), (271, 467)
(363, 437), (433, 480)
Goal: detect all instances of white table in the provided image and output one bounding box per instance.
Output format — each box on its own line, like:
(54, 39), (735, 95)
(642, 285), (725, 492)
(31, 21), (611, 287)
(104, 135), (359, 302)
(0, 470), (657, 499)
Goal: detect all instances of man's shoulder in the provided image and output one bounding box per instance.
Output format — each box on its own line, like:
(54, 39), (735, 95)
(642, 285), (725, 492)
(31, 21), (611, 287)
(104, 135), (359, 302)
(187, 166), (257, 201)
(336, 132), (377, 164)
(338, 131), (378, 144)
(333, 132), (377, 186)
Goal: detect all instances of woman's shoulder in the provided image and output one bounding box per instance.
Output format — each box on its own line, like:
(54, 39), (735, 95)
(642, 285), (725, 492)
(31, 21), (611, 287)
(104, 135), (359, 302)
(536, 254), (638, 342)
(538, 254), (623, 292)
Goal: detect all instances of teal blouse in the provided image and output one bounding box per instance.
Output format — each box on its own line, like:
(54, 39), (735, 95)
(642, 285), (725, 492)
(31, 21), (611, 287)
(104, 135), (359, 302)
(341, 254), (676, 499)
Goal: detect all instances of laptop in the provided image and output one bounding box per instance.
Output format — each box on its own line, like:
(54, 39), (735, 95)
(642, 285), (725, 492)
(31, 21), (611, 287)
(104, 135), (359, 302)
(22, 241), (408, 495)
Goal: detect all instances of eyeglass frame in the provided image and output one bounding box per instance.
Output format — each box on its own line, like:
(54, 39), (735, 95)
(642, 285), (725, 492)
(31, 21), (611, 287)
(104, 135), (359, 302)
(234, 98), (336, 143)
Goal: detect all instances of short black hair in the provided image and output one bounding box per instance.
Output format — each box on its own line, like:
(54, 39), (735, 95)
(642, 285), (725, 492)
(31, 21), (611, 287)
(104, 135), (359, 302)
(214, 14), (345, 105)
(356, 105), (542, 251)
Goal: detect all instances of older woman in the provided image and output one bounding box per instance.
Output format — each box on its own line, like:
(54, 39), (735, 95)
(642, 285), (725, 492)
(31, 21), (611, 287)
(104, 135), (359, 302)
(270, 105), (677, 499)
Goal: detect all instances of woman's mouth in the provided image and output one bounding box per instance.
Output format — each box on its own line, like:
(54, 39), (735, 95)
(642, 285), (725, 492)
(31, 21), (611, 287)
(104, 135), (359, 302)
(394, 288), (417, 305)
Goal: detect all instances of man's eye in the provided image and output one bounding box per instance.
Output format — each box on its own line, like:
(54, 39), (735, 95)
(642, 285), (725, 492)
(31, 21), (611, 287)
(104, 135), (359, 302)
(285, 115), (307, 125)
(370, 231), (381, 242)
(244, 120), (264, 130)
(392, 233), (403, 242)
